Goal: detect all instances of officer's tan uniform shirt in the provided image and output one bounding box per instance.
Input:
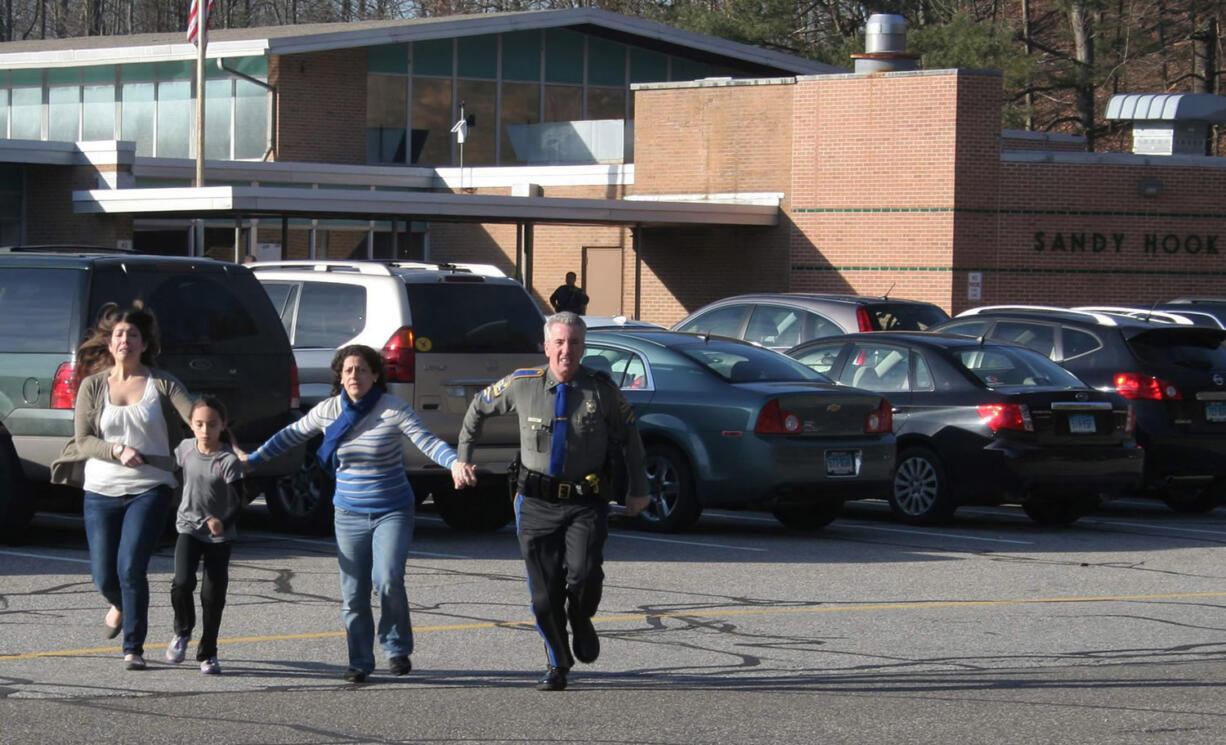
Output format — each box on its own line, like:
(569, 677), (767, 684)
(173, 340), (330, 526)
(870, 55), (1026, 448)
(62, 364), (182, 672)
(458, 365), (649, 499)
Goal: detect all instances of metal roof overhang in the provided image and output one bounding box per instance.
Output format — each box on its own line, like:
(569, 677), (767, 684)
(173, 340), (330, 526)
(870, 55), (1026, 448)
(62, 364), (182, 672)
(72, 185), (780, 228)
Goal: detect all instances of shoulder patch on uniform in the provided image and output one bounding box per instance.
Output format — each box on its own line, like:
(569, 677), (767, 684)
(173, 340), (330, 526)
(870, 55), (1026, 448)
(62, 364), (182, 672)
(482, 367), (544, 402)
(511, 367), (546, 378)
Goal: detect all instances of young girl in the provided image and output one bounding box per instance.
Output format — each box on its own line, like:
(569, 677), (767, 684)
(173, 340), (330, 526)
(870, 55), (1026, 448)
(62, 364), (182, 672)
(165, 396), (244, 675)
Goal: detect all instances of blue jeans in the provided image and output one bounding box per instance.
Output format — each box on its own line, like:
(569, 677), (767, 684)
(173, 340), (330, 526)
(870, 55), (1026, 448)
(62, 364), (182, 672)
(333, 505), (414, 673)
(82, 486), (172, 656)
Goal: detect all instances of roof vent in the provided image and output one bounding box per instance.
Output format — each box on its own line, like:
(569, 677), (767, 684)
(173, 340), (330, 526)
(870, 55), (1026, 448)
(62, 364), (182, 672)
(1105, 93), (1226, 156)
(852, 14), (919, 74)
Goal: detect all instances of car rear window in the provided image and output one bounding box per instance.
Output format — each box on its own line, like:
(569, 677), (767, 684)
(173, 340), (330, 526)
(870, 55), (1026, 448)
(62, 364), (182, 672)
(1129, 328), (1226, 369)
(406, 282), (543, 353)
(677, 339), (829, 382)
(90, 266), (277, 352)
(866, 303), (950, 331)
(956, 346), (1085, 389)
(0, 267), (80, 353)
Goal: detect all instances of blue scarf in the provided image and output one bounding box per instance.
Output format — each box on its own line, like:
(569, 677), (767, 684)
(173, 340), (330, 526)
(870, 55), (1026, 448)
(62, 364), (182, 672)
(317, 388), (382, 475)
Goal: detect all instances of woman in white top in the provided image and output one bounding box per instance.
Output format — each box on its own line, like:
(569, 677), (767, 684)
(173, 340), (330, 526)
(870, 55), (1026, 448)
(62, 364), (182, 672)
(51, 302), (194, 670)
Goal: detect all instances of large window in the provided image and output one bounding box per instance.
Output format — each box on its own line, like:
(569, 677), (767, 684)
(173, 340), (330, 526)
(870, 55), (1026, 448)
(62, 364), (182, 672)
(0, 59), (267, 159)
(367, 29), (743, 167)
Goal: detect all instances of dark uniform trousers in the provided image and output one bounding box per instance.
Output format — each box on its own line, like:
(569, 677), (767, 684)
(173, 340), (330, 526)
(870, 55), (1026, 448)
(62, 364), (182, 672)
(515, 494), (607, 669)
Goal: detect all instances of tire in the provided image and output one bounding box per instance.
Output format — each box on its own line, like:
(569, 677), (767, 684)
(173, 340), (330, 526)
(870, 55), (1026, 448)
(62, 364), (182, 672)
(890, 447), (955, 525)
(263, 438), (334, 535)
(772, 500), (843, 530)
(1022, 495), (1095, 526)
(1162, 484), (1220, 514)
(634, 442), (701, 533)
(0, 430), (35, 545)
(433, 479), (513, 532)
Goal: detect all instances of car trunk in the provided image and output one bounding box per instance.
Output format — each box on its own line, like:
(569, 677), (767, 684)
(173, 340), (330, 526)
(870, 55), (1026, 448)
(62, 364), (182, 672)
(739, 382), (885, 436)
(999, 388), (1128, 446)
(1126, 327), (1226, 434)
(405, 278), (545, 445)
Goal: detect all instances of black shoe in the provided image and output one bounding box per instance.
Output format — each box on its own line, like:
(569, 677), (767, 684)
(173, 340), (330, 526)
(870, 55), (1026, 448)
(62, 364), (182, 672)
(536, 666), (568, 691)
(389, 655), (412, 676)
(342, 668), (368, 683)
(569, 608), (600, 664)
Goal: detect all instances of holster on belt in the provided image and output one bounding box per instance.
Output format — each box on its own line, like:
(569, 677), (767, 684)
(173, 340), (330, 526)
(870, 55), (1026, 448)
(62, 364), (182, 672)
(518, 464), (601, 502)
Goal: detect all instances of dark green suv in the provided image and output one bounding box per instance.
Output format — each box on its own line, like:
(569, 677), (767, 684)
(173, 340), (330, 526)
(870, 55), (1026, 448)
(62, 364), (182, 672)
(0, 249), (301, 538)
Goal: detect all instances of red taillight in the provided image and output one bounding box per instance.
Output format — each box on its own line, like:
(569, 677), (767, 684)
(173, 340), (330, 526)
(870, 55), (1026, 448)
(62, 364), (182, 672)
(382, 327), (416, 383)
(1114, 372), (1181, 401)
(755, 399), (803, 434)
(855, 306), (873, 332)
(977, 402), (1033, 432)
(865, 398), (893, 433)
(51, 362), (76, 409)
(289, 362), (301, 409)
(1124, 403), (1136, 434)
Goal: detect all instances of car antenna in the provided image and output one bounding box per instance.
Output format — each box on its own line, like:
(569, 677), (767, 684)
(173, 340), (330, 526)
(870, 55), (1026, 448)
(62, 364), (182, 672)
(1142, 300), (1158, 324)
(882, 282), (895, 299)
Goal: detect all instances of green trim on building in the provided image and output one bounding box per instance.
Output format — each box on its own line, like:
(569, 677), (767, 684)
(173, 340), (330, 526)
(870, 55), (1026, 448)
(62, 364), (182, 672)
(793, 265), (1226, 276)
(792, 206), (1226, 219)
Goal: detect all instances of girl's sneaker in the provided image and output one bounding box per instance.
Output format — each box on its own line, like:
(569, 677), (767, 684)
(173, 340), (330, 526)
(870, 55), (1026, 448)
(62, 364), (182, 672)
(200, 657), (221, 675)
(124, 653), (146, 671)
(165, 635), (189, 664)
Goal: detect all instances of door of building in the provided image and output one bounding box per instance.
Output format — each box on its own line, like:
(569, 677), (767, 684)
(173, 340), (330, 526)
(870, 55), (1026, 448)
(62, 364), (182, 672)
(583, 246), (622, 316)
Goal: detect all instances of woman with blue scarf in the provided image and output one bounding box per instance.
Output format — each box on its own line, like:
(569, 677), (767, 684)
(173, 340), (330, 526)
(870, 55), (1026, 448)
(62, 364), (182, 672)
(243, 344), (475, 682)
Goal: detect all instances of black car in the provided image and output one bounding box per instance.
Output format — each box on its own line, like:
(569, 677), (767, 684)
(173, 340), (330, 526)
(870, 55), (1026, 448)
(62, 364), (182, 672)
(787, 332), (1143, 525)
(933, 307), (1226, 512)
(0, 248), (302, 537)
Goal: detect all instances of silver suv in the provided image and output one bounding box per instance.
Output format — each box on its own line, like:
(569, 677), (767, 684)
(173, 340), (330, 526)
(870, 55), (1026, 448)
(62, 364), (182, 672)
(252, 260), (545, 532)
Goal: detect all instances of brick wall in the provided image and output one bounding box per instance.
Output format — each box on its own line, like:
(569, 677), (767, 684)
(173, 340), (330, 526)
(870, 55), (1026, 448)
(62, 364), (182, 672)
(25, 165), (130, 246)
(271, 49), (367, 164)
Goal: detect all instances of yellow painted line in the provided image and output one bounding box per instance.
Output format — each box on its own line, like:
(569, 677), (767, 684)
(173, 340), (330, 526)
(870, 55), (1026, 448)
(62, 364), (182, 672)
(3, 590), (1224, 662)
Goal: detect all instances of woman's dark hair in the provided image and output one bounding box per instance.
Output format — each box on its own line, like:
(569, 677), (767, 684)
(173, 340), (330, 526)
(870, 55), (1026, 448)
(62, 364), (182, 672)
(76, 301), (162, 376)
(330, 344), (386, 396)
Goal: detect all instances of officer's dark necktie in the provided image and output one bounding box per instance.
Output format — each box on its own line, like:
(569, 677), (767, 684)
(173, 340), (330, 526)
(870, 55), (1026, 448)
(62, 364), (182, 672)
(549, 382), (568, 476)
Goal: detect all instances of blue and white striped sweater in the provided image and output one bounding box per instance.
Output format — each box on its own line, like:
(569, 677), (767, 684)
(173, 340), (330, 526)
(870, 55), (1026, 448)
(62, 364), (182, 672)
(247, 393), (457, 514)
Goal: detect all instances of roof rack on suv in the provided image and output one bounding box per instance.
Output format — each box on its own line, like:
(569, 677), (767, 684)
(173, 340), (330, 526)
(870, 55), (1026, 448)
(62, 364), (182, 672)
(247, 260), (506, 278)
(0, 244), (135, 254)
(956, 304), (1121, 326)
(1072, 306), (1196, 325)
(249, 260), (396, 275)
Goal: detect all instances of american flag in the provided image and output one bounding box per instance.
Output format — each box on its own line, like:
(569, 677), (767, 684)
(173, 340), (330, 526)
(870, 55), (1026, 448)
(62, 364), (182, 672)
(186, 0), (215, 46)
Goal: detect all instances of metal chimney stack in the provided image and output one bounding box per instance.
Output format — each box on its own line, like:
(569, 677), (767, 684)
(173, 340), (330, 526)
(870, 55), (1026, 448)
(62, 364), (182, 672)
(853, 14), (918, 74)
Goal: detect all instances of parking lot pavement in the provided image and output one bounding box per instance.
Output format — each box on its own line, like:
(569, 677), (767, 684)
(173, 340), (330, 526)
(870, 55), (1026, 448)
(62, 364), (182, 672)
(5, 501), (1226, 744)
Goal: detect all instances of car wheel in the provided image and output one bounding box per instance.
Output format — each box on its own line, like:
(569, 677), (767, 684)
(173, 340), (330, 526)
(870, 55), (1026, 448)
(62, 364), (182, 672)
(1162, 484), (1220, 513)
(1022, 495), (1095, 526)
(772, 500), (843, 530)
(634, 442), (700, 533)
(433, 479), (513, 532)
(890, 447), (955, 525)
(263, 438), (334, 535)
(0, 428), (35, 544)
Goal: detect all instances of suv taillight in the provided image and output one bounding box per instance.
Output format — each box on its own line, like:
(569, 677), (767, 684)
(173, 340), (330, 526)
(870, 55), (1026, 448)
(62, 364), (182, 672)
(754, 399), (802, 434)
(51, 362), (76, 409)
(382, 327), (416, 383)
(865, 398), (893, 433)
(977, 402), (1033, 432)
(289, 362), (301, 409)
(855, 306), (874, 332)
(1114, 372), (1181, 401)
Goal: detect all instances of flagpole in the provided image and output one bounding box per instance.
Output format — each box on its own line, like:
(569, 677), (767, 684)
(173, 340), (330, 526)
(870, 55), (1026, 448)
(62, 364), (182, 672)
(194, 0), (206, 189)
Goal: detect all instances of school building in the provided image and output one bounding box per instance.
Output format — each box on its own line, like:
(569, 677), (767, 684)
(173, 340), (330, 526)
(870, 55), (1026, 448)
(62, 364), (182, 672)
(0, 8), (1223, 322)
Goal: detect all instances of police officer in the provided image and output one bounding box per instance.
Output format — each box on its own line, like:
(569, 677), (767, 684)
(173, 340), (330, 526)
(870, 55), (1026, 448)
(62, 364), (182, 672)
(455, 311), (649, 691)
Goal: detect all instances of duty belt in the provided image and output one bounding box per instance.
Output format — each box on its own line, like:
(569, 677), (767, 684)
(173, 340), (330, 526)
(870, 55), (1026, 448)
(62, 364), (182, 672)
(519, 467), (601, 502)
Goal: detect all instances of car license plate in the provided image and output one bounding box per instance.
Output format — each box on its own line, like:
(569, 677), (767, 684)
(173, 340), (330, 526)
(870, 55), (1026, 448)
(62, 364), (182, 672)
(1207, 402), (1226, 422)
(1068, 414), (1096, 434)
(825, 450), (859, 477)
